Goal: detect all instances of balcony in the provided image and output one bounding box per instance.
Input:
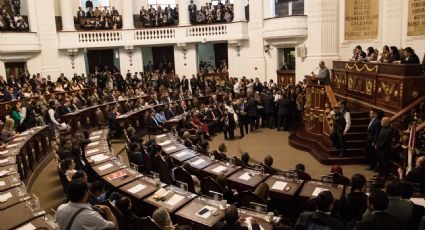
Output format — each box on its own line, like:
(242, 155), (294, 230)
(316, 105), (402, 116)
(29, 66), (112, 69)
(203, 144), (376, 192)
(58, 22), (248, 49)
(263, 16), (307, 46)
(0, 32), (41, 54)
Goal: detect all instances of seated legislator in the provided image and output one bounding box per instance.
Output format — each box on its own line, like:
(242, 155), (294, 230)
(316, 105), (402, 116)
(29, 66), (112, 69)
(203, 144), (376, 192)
(1, 117), (16, 143)
(401, 47), (420, 64)
(400, 156), (425, 193)
(55, 179), (118, 230)
(214, 205), (260, 230)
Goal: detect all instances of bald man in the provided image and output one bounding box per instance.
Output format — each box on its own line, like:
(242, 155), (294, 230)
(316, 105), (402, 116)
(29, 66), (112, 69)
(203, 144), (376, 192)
(375, 117), (394, 176)
(312, 61), (331, 85)
(400, 156), (425, 193)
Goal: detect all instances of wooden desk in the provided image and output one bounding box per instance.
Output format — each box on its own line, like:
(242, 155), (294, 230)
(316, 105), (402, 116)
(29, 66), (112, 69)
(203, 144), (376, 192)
(84, 144), (110, 157)
(202, 162), (241, 179)
(0, 174), (21, 192)
(264, 176), (304, 199)
(102, 168), (142, 188)
(154, 133), (174, 143)
(143, 186), (197, 213)
(0, 187), (29, 210)
(92, 160), (126, 176)
(185, 155), (213, 171)
(14, 214), (59, 230)
(299, 181), (344, 199)
(170, 149), (198, 164)
(0, 201), (44, 230)
(87, 153), (115, 166)
(227, 169), (270, 191)
(162, 143), (187, 155)
(238, 208), (276, 230)
(120, 177), (160, 199)
(175, 197), (224, 229)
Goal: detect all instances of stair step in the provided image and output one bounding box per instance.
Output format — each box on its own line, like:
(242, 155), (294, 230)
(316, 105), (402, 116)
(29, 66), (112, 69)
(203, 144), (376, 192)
(350, 125), (368, 132)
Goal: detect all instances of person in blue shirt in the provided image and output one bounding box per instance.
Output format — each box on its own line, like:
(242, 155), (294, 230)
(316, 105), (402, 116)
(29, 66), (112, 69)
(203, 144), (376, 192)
(155, 109), (167, 123)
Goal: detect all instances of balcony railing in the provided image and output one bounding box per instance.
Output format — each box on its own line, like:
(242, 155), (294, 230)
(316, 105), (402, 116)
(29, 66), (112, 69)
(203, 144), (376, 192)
(263, 15), (307, 42)
(58, 21), (248, 49)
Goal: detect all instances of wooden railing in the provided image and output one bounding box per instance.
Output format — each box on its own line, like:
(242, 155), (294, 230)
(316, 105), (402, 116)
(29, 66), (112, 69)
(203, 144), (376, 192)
(324, 86), (337, 108)
(390, 94), (425, 123)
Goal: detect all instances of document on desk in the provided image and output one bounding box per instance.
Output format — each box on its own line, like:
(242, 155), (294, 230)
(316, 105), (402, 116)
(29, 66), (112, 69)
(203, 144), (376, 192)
(90, 154), (109, 162)
(92, 130), (103, 135)
(191, 158), (205, 166)
(15, 222), (37, 230)
(312, 187), (328, 197)
(156, 134), (167, 138)
(411, 198), (425, 207)
(0, 150), (8, 155)
(128, 184), (146, 194)
(0, 158), (9, 164)
(239, 172), (252, 181)
(90, 135), (101, 140)
(212, 165), (226, 173)
(159, 140), (172, 146)
(165, 146), (177, 152)
(0, 180), (5, 186)
(6, 143), (17, 149)
(0, 192), (13, 202)
(87, 141), (99, 147)
(164, 194), (184, 206)
(271, 181), (288, 191)
(87, 148), (100, 155)
(174, 151), (187, 157)
(98, 163), (113, 171)
(13, 137), (25, 141)
(195, 205), (217, 219)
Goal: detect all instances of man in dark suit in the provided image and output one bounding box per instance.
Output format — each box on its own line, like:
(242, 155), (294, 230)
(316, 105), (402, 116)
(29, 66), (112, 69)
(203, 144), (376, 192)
(234, 98), (249, 138)
(277, 93), (290, 131)
(401, 47), (420, 64)
(85, 0), (93, 9)
(147, 110), (163, 134)
(253, 78), (263, 93)
(262, 92), (274, 128)
(127, 142), (143, 168)
(355, 189), (405, 230)
(366, 109), (381, 171)
(403, 156), (425, 193)
(214, 205), (259, 230)
(188, 0), (197, 24)
(181, 75), (189, 92)
(245, 95), (259, 132)
(190, 75), (198, 93)
(375, 117), (394, 176)
(222, 109), (236, 140)
(3, 87), (17, 101)
(164, 104), (175, 120)
(296, 190), (347, 230)
(58, 100), (75, 116)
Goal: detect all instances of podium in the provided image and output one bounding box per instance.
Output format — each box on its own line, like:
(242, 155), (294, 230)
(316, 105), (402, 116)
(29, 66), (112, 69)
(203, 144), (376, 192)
(303, 83), (332, 135)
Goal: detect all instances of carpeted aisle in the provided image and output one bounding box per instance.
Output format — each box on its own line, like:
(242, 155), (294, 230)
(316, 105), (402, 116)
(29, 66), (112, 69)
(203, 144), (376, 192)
(209, 128), (374, 179)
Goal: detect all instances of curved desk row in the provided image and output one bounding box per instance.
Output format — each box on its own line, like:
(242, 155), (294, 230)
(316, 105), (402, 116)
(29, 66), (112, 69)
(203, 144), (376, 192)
(0, 126), (58, 230)
(84, 129), (345, 229)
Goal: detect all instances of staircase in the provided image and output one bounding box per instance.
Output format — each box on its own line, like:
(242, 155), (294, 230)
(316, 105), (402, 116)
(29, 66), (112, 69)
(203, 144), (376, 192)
(289, 109), (370, 165)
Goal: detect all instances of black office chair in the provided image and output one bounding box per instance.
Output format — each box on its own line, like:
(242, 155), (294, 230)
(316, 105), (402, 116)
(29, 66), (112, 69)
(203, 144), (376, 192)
(138, 217), (161, 230)
(239, 191), (268, 210)
(201, 177), (225, 197)
(158, 157), (173, 185)
(174, 167), (196, 193)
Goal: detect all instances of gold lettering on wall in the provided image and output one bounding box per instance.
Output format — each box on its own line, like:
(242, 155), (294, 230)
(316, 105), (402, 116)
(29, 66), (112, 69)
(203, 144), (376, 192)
(344, 0), (379, 40)
(408, 0), (425, 36)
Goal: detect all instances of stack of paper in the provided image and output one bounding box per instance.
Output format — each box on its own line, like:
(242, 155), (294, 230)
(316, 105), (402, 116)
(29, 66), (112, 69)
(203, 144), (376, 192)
(156, 134), (167, 138)
(87, 148), (100, 155)
(191, 158), (205, 166)
(88, 141), (99, 147)
(0, 170), (8, 177)
(92, 130), (103, 135)
(90, 135), (101, 140)
(271, 181), (288, 191)
(0, 158), (9, 164)
(239, 172), (252, 181)
(159, 140), (172, 146)
(98, 163), (113, 171)
(0, 150), (8, 155)
(0, 180), (5, 186)
(164, 194), (184, 206)
(175, 151), (187, 157)
(128, 184), (146, 194)
(165, 146), (177, 152)
(90, 154), (109, 162)
(0, 192), (13, 202)
(212, 165), (227, 173)
(15, 222), (37, 230)
(312, 187), (329, 196)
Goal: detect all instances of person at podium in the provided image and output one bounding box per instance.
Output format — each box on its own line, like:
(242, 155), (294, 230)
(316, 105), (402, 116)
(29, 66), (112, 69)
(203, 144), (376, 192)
(311, 61), (331, 86)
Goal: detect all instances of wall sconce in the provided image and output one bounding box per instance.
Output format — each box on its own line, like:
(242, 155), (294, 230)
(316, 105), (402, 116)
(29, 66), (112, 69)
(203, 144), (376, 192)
(264, 45), (270, 53)
(124, 45), (134, 66)
(177, 43), (187, 60)
(235, 45), (241, 57)
(67, 49), (78, 69)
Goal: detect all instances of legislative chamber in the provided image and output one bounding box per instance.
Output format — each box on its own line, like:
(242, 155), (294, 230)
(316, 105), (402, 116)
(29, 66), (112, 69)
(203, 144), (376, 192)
(1, 0), (425, 230)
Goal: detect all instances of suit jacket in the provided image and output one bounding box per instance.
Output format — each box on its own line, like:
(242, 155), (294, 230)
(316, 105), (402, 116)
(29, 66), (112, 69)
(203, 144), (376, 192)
(181, 78), (189, 91)
(262, 95), (274, 114)
(164, 109), (175, 120)
(58, 105), (73, 116)
(375, 126), (394, 153)
(245, 98), (258, 117)
(277, 98), (291, 116)
(366, 117), (381, 143)
(401, 53), (420, 64)
(355, 211), (405, 230)
(406, 166), (425, 193)
(190, 78), (198, 90)
(128, 150), (143, 166)
(296, 211), (347, 230)
(253, 82), (263, 93)
(148, 116), (161, 128)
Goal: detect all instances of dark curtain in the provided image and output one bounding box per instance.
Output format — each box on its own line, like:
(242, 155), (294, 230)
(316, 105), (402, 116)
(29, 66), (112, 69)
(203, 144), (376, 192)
(152, 46), (175, 71)
(214, 43), (228, 68)
(87, 49), (114, 73)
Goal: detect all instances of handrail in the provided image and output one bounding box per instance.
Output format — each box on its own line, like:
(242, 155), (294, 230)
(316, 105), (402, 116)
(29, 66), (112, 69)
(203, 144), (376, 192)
(390, 95), (425, 122)
(324, 86), (338, 108)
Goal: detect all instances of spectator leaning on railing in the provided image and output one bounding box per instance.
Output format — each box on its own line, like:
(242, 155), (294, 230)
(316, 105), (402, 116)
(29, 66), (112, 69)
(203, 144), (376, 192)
(189, 0), (234, 25)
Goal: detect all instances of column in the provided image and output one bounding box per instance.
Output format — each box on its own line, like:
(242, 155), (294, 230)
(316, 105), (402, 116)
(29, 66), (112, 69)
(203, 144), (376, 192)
(27, 0), (38, 32)
(233, 0), (246, 22)
(60, 0), (75, 31)
(178, 0), (190, 26)
(122, 0), (134, 29)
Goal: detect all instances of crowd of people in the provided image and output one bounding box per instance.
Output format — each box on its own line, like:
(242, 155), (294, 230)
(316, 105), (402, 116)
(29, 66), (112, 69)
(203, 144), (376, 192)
(189, 0), (234, 25)
(139, 5), (178, 28)
(199, 60), (228, 74)
(76, 2), (122, 30)
(351, 45), (422, 64)
(0, 3), (29, 32)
